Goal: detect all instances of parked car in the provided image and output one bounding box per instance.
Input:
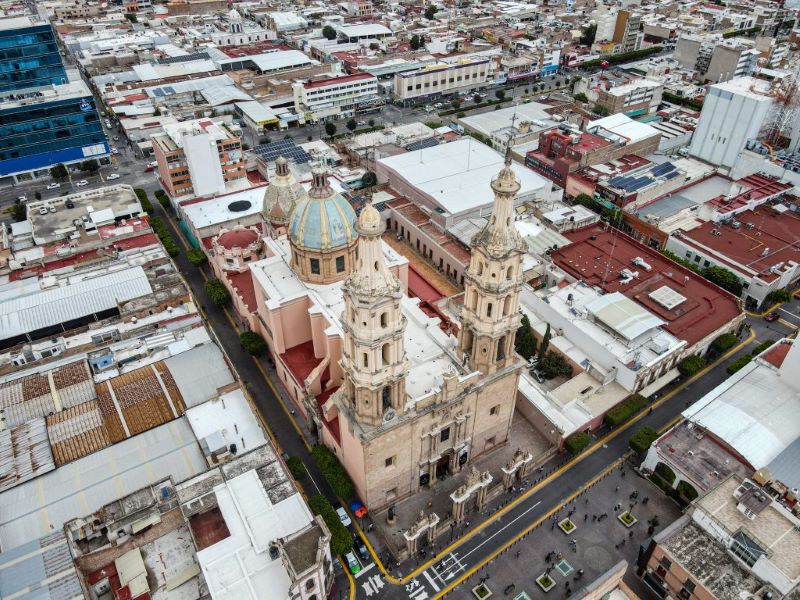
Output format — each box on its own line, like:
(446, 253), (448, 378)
(106, 173), (120, 180)
(76, 180), (88, 187)
(48, 205), (56, 213)
(17, 195), (26, 202)
(335, 506), (352, 528)
(112, 136), (119, 141)
(65, 200), (75, 209)
(794, 290), (800, 301)
(111, 148), (119, 155)
(144, 165), (156, 172)
(344, 552), (361, 575)
(764, 311), (780, 322)
(355, 540), (369, 563)
(46, 182), (60, 190)
(38, 206), (48, 215)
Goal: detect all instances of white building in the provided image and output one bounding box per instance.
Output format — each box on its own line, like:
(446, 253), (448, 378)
(393, 58), (492, 103)
(689, 77), (773, 170)
(292, 73), (378, 122)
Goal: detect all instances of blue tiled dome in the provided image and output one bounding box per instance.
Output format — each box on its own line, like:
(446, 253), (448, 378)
(289, 167), (357, 251)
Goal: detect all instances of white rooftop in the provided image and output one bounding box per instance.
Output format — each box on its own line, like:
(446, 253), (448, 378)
(710, 76), (773, 102)
(181, 187), (266, 230)
(197, 469), (313, 600)
(377, 138), (549, 217)
(586, 292), (666, 341)
(0, 419), (207, 550)
(459, 102), (558, 138)
(604, 78), (662, 97)
(186, 388), (267, 455)
(336, 23), (393, 36)
(682, 339), (800, 488)
(588, 113), (661, 145)
(216, 50), (314, 73)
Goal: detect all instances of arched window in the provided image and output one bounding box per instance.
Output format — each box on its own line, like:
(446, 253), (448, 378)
(486, 302), (493, 317)
(382, 343), (391, 366)
(477, 262), (484, 276)
(506, 265), (514, 280)
(380, 312), (388, 328)
(503, 295), (512, 316)
(382, 386), (391, 410)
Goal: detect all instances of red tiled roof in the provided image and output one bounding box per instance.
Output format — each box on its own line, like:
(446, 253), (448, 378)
(304, 72), (374, 89)
(677, 204), (800, 283)
(281, 341), (323, 384)
(762, 341), (792, 368)
(217, 228), (259, 250)
(226, 270), (257, 312)
(407, 265), (444, 303)
(552, 225), (742, 346)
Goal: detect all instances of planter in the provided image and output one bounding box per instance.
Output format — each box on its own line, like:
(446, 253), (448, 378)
(558, 518), (577, 534)
(536, 574), (556, 592)
(618, 511), (638, 527)
(472, 583), (493, 598)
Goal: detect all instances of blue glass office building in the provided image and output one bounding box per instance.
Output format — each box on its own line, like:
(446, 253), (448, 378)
(0, 17), (108, 179)
(0, 18), (67, 94)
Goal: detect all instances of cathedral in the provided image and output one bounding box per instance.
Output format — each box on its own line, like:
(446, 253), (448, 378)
(242, 153), (525, 510)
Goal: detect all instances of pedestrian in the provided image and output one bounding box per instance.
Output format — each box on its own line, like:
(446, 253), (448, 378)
(516, 550), (521, 559)
(584, 514), (588, 521)
(643, 496), (649, 505)
(629, 531), (634, 539)
(551, 522), (555, 530)
(615, 486), (619, 493)
(592, 514), (597, 521)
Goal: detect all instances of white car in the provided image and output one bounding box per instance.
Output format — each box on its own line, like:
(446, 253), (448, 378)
(76, 180), (88, 187)
(46, 182), (61, 190)
(148, 161), (158, 168)
(335, 507), (352, 528)
(111, 148), (119, 155)
(38, 206), (48, 215)
(17, 195), (26, 202)
(106, 173), (120, 180)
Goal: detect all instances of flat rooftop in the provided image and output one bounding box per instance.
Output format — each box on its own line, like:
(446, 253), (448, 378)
(552, 225), (742, 347)
(677, 203), (800, 283)
(587, 113), (661, 145)
(377, 138), (549, 217)
(0, 531), (83, 599)
(181, 186), (267, 230)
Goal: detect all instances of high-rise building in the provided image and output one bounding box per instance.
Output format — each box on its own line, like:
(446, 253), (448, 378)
(689, 77), (772, 169)
(0, 17), (66, 94)
(0, 16), (108, 181)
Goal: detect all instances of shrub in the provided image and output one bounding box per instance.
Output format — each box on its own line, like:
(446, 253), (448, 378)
(50, 163), (68, 181)
(727, 354), (753, 375)
(495, 89), (505, 101)
(154, 189), (170, 209)
(678, 355), (705, 378)
(710, 333), (738, 356)
(593, 104), (610, 116)
(456, 111), (466, 118)
(753, 339), (776, 355)
(648, 473), (672, 494)
(149, 216), (179, 256)
(286, 456), (306, 480)
(346, 118), (357, 131)
(322, 25), (336, 40)
(514, 314), (537, 360)
(204, 278), (231, 307)
(629, 426), (659, 455)
(312, 445), (354, 500)
(11, 201), (26, 222)
(765, 288), (792, 304)
(240, 331), (267, 355)
(701, 265), (743, 296)
(573, 92), (588, 103)
(360, 171), (377, 188)
(565, 431), (591, 455)
(654, 462), (676, 485)
(307, 495), (353, 556)
(324, 122), (337, 137)
(424, 121), (443, 129)
(186, 248), (207, 267)
(604, 394), (647, 427)
(450, 98), (461, 109)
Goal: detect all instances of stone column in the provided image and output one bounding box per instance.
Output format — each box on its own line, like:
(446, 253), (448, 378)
(501, 467), (515, 490)
(426, 513), (440, 545)
(476, 471), (492, 509)
(450, 484), (469, 523)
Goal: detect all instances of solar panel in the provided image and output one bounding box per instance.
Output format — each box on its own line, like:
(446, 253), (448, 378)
(609, 176), (627, 187)
(163, 86), (176, 95)
(651, 162), (675, 177)
(627, 178), (652, 192)
(253, 139), (311, 164)
(665, 171), (679, 180)
(152, 88), (164, 97)
(406, 137), (439, 151)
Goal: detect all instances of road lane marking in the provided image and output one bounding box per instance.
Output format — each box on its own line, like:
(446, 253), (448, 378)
(422, 570), (440, 592)
(355, 562), (376, 578)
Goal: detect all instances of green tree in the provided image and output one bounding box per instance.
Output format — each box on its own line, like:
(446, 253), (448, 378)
(579, 23), (597, 46)
(34, 191), (42, 200)
(361, 171), (377, 187)
(495, 89), (506, 101)
(451, 98), (461, 109)
(308, 495), (353, 556)
(710, 333), (738, 356)
(186, 248), (208, 267)
(701, 266), (743, 296)
(346, 118), (357, 131)
(727, 354), (753, 375)
(312, 445), (354, 499)
(424, 5), (439, 20)
(11, 200), (26, 222)
(410, 34), (423, 50)
(573, 92), (588, 103)
(80, 160), (99, 173)
(678, 355), (705, 377)
(629, 426), (659, 455)
(368, 118), (375, 127)
(324, 122), (337, 137)
(240, 331), (267, 355)
(539, 351), (572, 379)
(753, 339), (776, 355)
(765, 288), (791, 304)
(204, 278), (231, 307)
(124, 12), (137, 23)
(593, 104), (610, 116)
(286, 456), (306, 480)
(50, 163), (68, 181)
(473, 93), (482, 104)
(322, 25), (337, 40)
(515, 314), (537, 360)
(538, 323), (551, 360)
(604, 394), (648, 427)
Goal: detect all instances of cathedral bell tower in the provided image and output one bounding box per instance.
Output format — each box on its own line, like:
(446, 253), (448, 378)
(458, 147), (527, 375)
(340, 201), (408, 427)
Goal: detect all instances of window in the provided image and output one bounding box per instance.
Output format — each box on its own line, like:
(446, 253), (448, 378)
(490, 405), (499, 415)
(486, 302), (493, 317)
(380, 312), (388, 328)
(659, 557), (672, 571)
(305, 579), (315, 591)
(382, 386), (391, 410)
(506, 265), (514, 280)
(382, 343), (390, 366)
(310, 258), (320, 274)
(335, 255), (345, 272)
(503, 296), (512, 316)
(385, 455), (395, 467)
(679, 580), (696, 599)
(362, 353), (369, 368)
(440, 427), (450, 442)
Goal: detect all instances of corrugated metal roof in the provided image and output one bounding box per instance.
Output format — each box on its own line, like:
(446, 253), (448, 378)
(0, 531), (83, 600)
(0, 267), (152, 341)
(0, 418), (207, 550)
(586, 292), (665, 341)
(165, 344), (235, 408)
(0, 418), (55, 494)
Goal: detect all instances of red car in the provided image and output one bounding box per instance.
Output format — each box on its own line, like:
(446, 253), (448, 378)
(794, 290), (800, 300)
(764, 312), (780, 322)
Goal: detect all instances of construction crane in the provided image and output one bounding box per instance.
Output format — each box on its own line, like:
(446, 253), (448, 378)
(762, 58), (800, 149)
